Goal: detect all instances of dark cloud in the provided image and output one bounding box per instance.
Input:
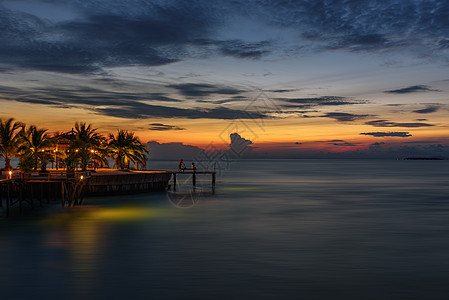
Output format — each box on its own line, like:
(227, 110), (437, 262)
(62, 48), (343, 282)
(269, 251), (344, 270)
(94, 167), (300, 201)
(204, 96), (249, 105)
(1, 1), (448, 74)
(254, 0), (449, 56)
(148, 123), (185, 131)
(0, 84), (268, 120)
(384, 85), (439, 94)
(369, 142), (386, 151)
(217, 40), (271, 59)
(413, 105), (440, 114)
(331, 141), (357, 147)
(96, 104), (268, 120)
(228, 132), (254, 157)
(416, 118), (428, 121)
(0, 2), (272, 74)
(402, 141), (441, 144)
(168, 83), (244, 97)
(321, 112), (372, 122)
(325, 33), (392, 52)
(266, 89), (299, 93)
(146, 141), (203, 160)
(0, 85), (181, 106)
(360, 132), (412, 137)
(280, 96), (367, 108)
(365, 120), (434, 128)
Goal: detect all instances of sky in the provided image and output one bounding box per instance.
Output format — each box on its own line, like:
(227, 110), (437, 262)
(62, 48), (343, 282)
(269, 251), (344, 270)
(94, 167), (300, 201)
(1, 0), (449, 159)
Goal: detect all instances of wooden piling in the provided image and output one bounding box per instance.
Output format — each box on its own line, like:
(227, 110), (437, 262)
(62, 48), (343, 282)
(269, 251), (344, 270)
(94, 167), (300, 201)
(173, 173), (177, 191)
(6, 182), (10, 217)
(61, 181), (65, 208)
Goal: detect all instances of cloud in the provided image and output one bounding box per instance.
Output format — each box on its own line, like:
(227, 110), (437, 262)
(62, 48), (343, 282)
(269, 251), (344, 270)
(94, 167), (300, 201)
(365, 120), (434, 127)
(413, 105), (441, 114)
(0, 84), (269, 120)
(168, 83), (244, 98)
(216, 40), (271, 59)
(402, 140), (441, 144)
(266, 89), (299, 93)
(280, 96), (367, 109)
(96, 105), (268, 120)
(0, 2), (274, 74)
(146, 141), (203, 160)
(255, 0), (449, 57)
(2, 1), (449, 75)
(148, 123), (185, 131)
(321, 112), (372, 122)
(228, 132), (254, 157)
(360, 132), (412, 137)
(331, 141), (357, 147)
(369, 142), (386, 151)
(384, 85), (439, 94)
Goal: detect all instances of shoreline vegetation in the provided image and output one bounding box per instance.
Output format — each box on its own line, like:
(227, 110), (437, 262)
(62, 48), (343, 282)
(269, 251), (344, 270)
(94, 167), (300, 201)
(0, 117), (149, 175)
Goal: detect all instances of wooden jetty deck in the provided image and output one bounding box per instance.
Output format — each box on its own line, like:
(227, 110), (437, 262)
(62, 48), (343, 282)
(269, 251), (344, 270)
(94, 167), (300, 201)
(0, 169), (216, 217)
(170, 170), (216, 192)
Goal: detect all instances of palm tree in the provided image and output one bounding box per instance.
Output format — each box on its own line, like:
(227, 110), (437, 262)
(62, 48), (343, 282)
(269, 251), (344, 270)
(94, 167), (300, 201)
(108, 130), (148, 169)
(18, 125), (55, 172)
(72, 122), (104, 171)
(0, 118), (23, 171)
(90, 139), (110, 169)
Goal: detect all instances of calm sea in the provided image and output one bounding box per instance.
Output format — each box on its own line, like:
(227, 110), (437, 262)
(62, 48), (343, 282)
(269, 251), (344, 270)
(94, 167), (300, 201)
(1, 159), (449, 300)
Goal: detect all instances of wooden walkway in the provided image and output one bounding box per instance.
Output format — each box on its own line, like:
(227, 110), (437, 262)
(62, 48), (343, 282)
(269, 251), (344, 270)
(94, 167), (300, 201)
(0, 169), (216, 217)
(0, 171), (91, 217)
(170, 170), (216, 193)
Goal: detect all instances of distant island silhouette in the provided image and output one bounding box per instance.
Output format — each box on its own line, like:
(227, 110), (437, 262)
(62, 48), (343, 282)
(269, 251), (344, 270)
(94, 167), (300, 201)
(402, 157), (448, 160)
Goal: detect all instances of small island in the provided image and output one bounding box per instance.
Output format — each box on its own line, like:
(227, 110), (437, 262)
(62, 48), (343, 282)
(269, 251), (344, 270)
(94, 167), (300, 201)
(401, 157), (449, 160)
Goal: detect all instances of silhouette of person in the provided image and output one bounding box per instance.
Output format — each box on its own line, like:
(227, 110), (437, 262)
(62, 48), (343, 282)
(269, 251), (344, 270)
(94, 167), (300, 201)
(178, 159), (186, 171)
(191, 162), (196, 171)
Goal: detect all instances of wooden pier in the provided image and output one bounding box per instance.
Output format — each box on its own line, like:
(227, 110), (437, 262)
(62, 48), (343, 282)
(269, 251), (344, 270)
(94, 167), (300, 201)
(0, 171), (92, 217)
(170, 170), (216, 193)
(0, 169), (215, 217)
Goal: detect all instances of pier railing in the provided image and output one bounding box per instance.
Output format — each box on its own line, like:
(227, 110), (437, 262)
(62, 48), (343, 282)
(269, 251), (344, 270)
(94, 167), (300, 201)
(10, 170), (93, 181)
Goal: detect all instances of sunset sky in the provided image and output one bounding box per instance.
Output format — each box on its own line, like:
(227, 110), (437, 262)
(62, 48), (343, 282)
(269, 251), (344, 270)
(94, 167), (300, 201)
(1, 0), (449, 158)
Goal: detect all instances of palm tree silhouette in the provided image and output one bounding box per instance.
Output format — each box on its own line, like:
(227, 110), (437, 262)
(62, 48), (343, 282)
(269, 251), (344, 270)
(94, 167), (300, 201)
(18, 125), (55, 171)
(0, 118), (23, 171)
(72, 122), (104, 171)
(108, 130), (148, 169)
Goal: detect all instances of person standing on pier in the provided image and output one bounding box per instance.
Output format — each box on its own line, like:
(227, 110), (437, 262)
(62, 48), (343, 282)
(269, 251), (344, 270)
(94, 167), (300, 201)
(178, 159), (186, 171)
(192, 162), (196, 171)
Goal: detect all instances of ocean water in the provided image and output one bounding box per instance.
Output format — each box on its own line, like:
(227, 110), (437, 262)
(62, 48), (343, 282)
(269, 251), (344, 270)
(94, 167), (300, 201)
(1, 159), (449, 299)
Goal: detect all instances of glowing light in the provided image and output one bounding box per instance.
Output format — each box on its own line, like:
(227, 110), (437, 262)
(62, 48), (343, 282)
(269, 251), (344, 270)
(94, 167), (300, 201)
(80, 175), (84, 180)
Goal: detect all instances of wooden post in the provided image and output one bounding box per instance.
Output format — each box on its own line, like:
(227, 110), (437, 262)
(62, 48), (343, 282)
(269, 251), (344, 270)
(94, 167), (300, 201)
(6, 182), (10, 217)
(192, 172), (196, 187)
(19, 184), (23, 214)
(30, 183), (34, 210)
(61, 181), (65, 208)
(173, 173), (177, 191)
(212, 173), (216, 194)
(39, 182), (43, 207)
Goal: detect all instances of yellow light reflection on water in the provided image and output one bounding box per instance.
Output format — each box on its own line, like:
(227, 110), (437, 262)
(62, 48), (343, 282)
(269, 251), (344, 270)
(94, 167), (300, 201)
(87, 207), (157, 222)
(40, 206), (162, 225)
